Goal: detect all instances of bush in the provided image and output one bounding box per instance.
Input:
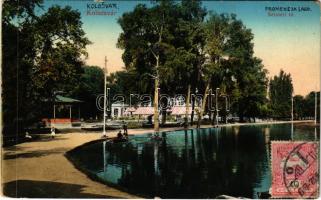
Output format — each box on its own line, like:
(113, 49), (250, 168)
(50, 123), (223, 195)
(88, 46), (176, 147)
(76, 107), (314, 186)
(126, 121), (143, 129)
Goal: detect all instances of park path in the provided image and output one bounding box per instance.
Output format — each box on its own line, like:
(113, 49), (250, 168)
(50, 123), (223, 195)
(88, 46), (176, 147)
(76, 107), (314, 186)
(1, 127), (181, 198)
(1, 120), (313, 198)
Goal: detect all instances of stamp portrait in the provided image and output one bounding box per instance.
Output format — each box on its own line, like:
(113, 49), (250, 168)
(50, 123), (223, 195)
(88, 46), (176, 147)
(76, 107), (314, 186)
(271, 141), (319, 198)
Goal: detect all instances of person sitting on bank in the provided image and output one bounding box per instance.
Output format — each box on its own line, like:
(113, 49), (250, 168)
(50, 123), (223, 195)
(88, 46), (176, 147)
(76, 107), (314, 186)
(123, 131), (128, 139)
(117, 131), (123, 139)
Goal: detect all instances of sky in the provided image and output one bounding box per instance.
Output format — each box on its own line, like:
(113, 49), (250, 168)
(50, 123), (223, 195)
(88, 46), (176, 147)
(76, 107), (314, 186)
(41, 0), (320, 96)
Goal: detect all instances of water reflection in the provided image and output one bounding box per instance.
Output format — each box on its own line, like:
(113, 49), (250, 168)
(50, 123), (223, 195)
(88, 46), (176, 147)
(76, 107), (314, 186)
(70, 124), (318, 198)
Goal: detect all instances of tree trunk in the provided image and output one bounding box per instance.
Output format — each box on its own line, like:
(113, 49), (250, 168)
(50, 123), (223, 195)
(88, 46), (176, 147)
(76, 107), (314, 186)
(154, 77), (159, 132)
(152, 21), (163, 133)
(198, 82), (210, 128)
(191, 93), (195, 126)
(185, 84), (191, 128)
(161, 109), (166, 125)
(211, 112), (215, 125)
(161, 99), (167, 125)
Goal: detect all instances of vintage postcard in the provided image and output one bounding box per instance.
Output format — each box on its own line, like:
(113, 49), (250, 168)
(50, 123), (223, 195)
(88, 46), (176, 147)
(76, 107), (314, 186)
(1, 0), (320, 199)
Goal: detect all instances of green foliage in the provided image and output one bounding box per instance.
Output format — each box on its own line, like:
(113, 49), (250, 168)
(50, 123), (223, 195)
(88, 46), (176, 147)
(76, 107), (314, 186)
(269, 70), (293, 119)
(107, 70), (138, 101)
(293, 92), (320, 120)
(204, 13), (268, 121)
(2, 1), (90, 135)
(31, 5), (91, 97)
(293, 95), (305, 119)
(71, 66), (104, 119)
(2, 0), (43, 25)
(116, 1), (269, 122)
(2, 0), (43, 135)
(117, 1), (206, 95)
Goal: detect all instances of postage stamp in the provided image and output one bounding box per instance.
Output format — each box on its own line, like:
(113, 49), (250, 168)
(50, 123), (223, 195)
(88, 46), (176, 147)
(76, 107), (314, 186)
(271, 141), (319, 198)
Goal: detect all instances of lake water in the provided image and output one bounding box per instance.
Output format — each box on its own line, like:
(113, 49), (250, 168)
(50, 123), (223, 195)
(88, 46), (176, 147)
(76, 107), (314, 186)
(68, 123), (318, 198)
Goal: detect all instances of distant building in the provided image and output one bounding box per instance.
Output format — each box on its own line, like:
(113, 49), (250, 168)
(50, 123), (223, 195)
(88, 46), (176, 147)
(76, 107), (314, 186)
(111, 97), (202, 120)
(111, 101), (128, 118)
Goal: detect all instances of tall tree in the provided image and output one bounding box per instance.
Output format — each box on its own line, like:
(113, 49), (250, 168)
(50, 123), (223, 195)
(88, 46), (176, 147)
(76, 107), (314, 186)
(200, 13), (230, 127)
(222, 14), (268, 122)
(117, 3), (268, 127)
(269, 70), (293, 119)
(202, 13), (268, 123)
(31, 5), (91, 98)
(2, 1), (90, 136)
(72, 66), (104, 120)
(2, 0), (43, 135)
(160, 1), (206, 126)
(118, 1), (181, 131)
(303, 91), (320, 121)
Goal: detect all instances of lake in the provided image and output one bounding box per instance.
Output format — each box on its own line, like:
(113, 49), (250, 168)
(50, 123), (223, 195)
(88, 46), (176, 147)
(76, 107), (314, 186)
(68, 123), (318, 198)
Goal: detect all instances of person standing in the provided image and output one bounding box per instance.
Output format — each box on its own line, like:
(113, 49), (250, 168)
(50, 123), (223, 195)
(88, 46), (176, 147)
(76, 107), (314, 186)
(122, 121), (128, 137)
(51, 126), (56, 139)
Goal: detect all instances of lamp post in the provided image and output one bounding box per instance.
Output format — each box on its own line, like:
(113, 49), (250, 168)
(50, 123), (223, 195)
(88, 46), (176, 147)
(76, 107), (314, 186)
(315, 91), (317, 125)
(215, 88), (220, 126)
(103, 56), (108, 137)
(103, 140), (106, 172)
(314, 91), (318, 141)
(291, 95), (294, 140)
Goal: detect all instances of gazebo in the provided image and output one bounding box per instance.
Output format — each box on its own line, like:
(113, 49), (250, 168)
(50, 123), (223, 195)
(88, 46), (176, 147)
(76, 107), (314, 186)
(43, 95), (82, 128)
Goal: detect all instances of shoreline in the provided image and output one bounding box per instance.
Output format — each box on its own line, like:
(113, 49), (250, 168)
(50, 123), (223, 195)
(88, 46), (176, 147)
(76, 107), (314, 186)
(1, 120), (317, 198)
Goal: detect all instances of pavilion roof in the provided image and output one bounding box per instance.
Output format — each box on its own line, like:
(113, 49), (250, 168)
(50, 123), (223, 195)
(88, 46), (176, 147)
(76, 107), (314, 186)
(55, 95), (82, 103)
(133, 106), (154, 115)
(171, 106), (200, 115)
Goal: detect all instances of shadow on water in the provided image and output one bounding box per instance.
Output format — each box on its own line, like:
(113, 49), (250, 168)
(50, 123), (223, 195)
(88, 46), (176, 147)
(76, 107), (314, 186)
(68, 123), (318, 198)
(3, 180), (119, 198)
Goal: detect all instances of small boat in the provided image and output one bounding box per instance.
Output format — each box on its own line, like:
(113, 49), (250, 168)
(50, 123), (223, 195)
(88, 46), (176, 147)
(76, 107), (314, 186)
(81, 124), (103, 131)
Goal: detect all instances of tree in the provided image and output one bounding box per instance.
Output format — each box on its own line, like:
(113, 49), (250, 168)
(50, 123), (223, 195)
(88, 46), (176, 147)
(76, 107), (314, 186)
(117, 3), (269, 127)
(160, 1), (206, 126)
(31, 5), (91, 98)
(2, 1), (90, 137)
(202, 13), (268, 123)
(269, 70), (293, 119)
(200, 13), (231, 127)
(117, 1), (185, 131)
(303, 91), (320, 121)
(293, 95), (305, 119)
(2, 0), (43, 136)
(293, 92), (320, 121)
(236, 58), (268, 122)
(72, 66), (104, 120)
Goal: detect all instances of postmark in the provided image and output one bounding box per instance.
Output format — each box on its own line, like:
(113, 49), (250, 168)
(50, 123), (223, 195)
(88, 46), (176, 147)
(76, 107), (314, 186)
(271, 141), (319, 198)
